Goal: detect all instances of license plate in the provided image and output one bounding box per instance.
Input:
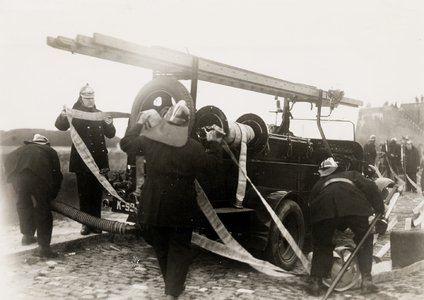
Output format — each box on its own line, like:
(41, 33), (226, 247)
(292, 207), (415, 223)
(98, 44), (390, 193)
(111, 198), (137, 214)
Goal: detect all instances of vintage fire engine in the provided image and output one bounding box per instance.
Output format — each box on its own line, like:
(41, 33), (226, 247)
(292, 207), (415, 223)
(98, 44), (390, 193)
(47, 33), (367, 271)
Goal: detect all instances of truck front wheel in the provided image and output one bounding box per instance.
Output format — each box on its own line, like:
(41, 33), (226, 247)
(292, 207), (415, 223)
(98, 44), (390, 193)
(264, 199), (305, 270)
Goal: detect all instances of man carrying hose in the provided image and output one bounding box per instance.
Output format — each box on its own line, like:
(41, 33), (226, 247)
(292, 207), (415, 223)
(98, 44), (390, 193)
(305, 157), (385, 296)
(120, 101), (223, 300)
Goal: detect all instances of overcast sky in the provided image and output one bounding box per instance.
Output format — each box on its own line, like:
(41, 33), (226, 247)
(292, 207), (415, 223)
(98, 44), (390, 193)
(1, 0), (423, 138)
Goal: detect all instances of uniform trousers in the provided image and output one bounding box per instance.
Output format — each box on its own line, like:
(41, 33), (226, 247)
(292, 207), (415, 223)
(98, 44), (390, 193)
(148, 225), (194, 297)
(406, 171), (417, 192)
(310, 215), (373, 278)
(9, 170), (53, 247)
(75, 172), (103, 218)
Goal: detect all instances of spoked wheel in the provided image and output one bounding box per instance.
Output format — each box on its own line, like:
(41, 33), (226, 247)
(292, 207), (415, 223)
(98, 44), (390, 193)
(128, 77), (196, 130)
(264, 199), (305, 270)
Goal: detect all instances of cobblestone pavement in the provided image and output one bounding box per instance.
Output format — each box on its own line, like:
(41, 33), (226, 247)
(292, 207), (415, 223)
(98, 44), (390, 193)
(0, 192), (423, 300)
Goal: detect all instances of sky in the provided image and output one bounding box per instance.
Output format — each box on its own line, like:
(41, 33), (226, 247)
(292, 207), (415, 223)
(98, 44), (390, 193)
(0, 0), (423, 139)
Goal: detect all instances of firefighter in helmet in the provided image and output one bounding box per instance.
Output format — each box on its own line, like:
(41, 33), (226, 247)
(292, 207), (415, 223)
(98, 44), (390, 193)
(306, 157), (385, 296)
(55, 84), (116, 235)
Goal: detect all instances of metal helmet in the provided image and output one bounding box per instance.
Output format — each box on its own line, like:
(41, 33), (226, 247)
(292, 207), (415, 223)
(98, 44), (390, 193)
(374, 178), (394, 192)
(318, 157), (338, 177)
(80, 83), (95, 98)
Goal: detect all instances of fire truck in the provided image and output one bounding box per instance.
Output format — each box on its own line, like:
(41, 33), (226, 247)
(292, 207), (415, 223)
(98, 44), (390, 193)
(47, 33), (366, 271)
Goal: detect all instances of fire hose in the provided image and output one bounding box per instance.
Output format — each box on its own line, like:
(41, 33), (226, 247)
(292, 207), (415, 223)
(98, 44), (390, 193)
(64, 107), (130, 204)
(59, 108), (300, 277)
(198, 121), (310, 273)
(51, 201), (138, 235)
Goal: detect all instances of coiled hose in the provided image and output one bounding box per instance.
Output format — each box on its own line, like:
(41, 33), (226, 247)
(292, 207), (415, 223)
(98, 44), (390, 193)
(51, 201), (139, 235)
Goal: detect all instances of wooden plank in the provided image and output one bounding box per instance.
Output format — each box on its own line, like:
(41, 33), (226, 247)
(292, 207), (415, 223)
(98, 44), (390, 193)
(405, 217), (412, 230)
(413, 213), (423, 227)
(47, 33), (363, 107)
(387, 215), (398, 231)
(412, 199), (424, 215)
(375, 241), (390, 259)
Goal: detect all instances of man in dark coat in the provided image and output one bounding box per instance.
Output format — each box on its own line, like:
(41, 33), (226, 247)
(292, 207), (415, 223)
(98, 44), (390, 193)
(388, 137), (401, 176)
(120, 101), (223, 300)
(4, 134), (63, 258)
(55, 84), (116, 235)
(305, 157), (385, 296)
(363, 134), (377, 166)
(404, 140), (420, 192)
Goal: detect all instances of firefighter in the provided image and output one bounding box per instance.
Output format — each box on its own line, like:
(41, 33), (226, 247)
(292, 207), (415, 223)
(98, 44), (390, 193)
(363, 134), (377, 166)
(305, 157), (385, 296)
(120, 101), (223, 300)
(404, 140), (420, 192)
(388, 137), (401, 177)
(4, 134), (63, 258)
(55, 84), (116, 235)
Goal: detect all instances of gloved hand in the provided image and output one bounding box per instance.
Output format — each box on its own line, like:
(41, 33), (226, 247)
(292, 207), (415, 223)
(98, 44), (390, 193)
(375, 217), (388, 235)
(137, 109), (162, 129)
(206, 125), (225, 143)
(60, 105), (67, 117)
(104, 116), (113, 125)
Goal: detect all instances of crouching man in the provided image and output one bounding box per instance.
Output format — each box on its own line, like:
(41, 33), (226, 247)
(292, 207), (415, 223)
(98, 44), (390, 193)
(4, 134), (63, 258)
(306, 157), (385, 296)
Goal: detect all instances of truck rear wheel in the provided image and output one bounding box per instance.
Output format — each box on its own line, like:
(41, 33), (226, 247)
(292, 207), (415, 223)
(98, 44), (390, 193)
(264, 199), (305, 270)
(129, 77), (195, 131)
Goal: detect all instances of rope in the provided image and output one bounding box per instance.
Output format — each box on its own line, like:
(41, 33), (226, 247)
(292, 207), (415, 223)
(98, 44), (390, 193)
(65, 107), (130, 203)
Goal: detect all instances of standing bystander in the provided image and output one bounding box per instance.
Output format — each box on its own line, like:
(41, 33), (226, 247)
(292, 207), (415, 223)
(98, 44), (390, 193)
(3, 134), (63, 258)
(55, 84), (116, 235)
(404, 140), (420, 193)
(120, 101), (223, 300)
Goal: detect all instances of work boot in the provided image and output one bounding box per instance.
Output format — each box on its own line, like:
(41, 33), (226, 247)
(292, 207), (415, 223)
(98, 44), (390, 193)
(91, 227), (102, 234)
(80, 225), (90, 235)
(34, 246), (58, 258)
(361, 273), (379, 293)
(305, 276), (323, 297)
(22, 235), (37, 246)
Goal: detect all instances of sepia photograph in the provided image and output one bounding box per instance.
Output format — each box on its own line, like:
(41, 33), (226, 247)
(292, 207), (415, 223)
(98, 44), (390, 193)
(1, 0), (423, 299)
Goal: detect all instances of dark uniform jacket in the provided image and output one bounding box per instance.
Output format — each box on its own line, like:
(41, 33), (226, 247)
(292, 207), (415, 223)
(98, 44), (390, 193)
(4, 143), (63, 199)
(363, 140), (376, 165)
(55, 99), (116, 173)
(309, 170), (384, 224)
(120, 123), (222, 228)
(405, 146), (420, 173)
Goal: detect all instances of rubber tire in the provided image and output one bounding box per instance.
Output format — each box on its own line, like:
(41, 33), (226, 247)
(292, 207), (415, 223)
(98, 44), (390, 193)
(264, 199), (305, 270)
(128, 77), (196, 131)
